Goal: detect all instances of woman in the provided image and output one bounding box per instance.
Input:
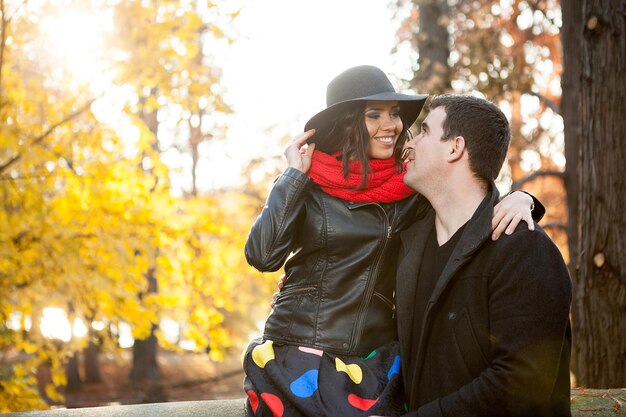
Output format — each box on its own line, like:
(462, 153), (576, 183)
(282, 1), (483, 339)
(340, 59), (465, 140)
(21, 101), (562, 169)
(243, 66), (541, 417)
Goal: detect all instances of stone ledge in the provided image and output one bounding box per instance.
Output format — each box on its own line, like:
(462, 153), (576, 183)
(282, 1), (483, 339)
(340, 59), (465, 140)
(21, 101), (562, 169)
(4, 389), (625, 416)
(4, 399), (245, 417)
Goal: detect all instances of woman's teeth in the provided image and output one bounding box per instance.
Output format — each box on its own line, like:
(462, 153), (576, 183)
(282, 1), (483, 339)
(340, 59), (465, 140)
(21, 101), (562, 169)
(375, 137), (393, 144)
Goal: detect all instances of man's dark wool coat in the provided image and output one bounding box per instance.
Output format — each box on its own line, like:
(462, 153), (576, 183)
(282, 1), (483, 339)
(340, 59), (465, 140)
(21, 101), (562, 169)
(396, 184), (572, 417)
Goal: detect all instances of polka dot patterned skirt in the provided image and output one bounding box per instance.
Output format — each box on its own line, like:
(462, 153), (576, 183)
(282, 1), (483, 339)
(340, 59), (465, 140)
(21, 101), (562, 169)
(242, 338), (406, 417)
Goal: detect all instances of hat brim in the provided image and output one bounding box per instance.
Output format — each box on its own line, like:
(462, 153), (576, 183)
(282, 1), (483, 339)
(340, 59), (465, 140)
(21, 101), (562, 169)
(304, 92), (429, 134)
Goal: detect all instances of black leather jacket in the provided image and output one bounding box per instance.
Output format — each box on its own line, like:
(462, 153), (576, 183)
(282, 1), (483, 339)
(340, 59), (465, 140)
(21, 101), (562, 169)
(245, 167), (426, 356)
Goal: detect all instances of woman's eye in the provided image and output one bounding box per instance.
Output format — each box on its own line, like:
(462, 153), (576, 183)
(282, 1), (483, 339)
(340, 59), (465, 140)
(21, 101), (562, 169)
(366, 113), (380, 119)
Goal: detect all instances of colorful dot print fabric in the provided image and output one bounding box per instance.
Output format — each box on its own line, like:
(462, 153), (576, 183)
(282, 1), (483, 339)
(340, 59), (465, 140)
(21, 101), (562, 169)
(242, 339), (405, 417)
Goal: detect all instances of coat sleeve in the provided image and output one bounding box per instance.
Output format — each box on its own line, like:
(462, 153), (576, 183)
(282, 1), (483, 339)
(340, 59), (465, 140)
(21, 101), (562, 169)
(522, 191), (546, 222)
(244, 167), (312, 272)
(415, 228), (572, 417)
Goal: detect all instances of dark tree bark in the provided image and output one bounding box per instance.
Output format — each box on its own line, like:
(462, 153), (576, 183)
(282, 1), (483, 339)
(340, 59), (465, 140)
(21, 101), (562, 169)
(83, 337), (102, 383)
(81, 312), (102, 383)
(129, 270), (159, 386)
(412, 0), (451, 93)
(64, 352), (82, 393)
(64, 305), (82, 392)
(129, 269), (167, 402)
(130, 324), (167, 402)
(128, 102), (167, 402)
(561, 0), (582, 270)
(562, 0), (626, 388)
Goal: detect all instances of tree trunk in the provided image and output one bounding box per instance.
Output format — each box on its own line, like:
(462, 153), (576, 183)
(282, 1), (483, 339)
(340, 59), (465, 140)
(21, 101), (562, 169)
(129, 268), (167, 401)
(65, 352), (82, 393)
(129, 271), (159, 385)
(412, 0), (451, 93)
(563, 0), (626, 388)
(82, 312), (102, 383)
(130, 322), (167, 402)
(189, 119), (201, 196)
(561, 0), (582, 267)
(128, 102), (167, 401)
(129, 322), (160, 383)
(83, 337), (102, 383)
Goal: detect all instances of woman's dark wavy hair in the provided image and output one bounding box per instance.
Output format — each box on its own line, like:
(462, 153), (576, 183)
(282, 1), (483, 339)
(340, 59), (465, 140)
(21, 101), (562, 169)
(311, 101), (412, 189)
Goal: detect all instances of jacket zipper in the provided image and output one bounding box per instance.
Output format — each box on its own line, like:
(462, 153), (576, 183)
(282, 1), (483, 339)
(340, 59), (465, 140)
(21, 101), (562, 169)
(277, 285), (317, 299)
(350, 203), (396, 351)
(374, 291), (396, 319)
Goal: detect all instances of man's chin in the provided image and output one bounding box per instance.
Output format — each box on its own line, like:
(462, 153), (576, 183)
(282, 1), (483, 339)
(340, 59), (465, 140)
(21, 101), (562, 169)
(403, 176), (421, 193)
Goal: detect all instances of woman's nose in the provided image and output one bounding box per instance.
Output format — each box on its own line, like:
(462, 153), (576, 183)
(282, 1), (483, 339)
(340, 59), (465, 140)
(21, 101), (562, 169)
(381, 114), (396, 130)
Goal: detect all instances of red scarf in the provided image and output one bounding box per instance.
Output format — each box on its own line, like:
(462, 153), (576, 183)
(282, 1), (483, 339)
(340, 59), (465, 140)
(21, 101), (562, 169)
(307, 151), (415, 203)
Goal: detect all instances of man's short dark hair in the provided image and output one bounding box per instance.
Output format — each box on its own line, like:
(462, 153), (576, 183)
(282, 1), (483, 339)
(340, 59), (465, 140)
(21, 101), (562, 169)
(428, 95), (510, 184)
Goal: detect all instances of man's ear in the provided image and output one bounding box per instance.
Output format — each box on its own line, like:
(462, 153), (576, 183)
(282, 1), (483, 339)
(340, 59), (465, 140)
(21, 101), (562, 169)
(446, 136), (466, 162)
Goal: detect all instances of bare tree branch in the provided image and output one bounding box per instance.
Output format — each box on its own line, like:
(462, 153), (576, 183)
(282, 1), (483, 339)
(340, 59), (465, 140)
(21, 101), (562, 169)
(528, 91), (561, 115)
(0, 99), (95, 174)
(512, 170), (564, 189)
(541, 222), (569, 232)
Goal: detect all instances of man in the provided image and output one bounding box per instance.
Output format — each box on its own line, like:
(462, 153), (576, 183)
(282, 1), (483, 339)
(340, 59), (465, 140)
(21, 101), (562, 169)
(396, 95), (572, 416)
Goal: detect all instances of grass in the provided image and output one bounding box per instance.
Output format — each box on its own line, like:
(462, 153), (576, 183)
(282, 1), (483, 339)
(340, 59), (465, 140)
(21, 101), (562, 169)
(572, 388), (625, 416)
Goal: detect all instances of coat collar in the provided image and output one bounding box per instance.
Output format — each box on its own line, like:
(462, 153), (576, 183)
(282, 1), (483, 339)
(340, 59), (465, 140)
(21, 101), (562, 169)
(399, 182), (499, 263)
(428, 183), (500, 304)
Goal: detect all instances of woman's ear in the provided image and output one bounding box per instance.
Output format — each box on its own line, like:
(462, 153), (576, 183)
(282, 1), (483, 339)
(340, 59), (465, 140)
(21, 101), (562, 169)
(447, 136), (466, 162)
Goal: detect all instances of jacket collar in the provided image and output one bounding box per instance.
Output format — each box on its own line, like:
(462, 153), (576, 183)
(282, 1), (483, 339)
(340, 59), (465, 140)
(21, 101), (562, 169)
(399, 182), (499, 260)
(428, 182), (500, 304)
(398, 182), (502, 310)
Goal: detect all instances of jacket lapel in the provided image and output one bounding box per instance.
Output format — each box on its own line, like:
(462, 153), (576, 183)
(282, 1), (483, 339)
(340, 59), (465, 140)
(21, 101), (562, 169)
(396, 209), (435, 374)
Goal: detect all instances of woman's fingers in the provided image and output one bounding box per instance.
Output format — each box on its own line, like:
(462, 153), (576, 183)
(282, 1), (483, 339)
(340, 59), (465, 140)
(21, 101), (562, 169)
(492, 191), (536, 240)
(288, 129), (316, 153)
(277, 274), (286, 290)
(491, 212), (509, 240)
(491, 204), (503, 231)
(523, 211), (535, 232)
(271, 291), (279, 309)
(299, 143), (316, 172)
(492, 211), (535, 240)
(505, 212), (524, 235)
(304, 142), (316, 157)
(271, 275), (287, 308)
(284, 129), (316, 171)
(294, 129), (316, 146)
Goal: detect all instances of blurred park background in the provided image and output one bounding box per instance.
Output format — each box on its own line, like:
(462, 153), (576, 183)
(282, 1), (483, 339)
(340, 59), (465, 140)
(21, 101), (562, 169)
(1, 0), (624, 412)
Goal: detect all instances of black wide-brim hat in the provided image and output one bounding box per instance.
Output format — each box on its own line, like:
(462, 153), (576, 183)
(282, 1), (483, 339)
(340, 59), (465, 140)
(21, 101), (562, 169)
(304, 65), (428, 133)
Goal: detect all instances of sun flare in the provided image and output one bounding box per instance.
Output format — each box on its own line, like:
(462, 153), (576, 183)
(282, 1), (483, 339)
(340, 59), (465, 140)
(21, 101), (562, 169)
(38, 6), (111, 84)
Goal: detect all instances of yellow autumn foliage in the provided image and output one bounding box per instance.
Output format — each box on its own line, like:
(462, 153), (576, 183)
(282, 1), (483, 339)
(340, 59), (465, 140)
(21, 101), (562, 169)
(0, 0), (277, 412)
